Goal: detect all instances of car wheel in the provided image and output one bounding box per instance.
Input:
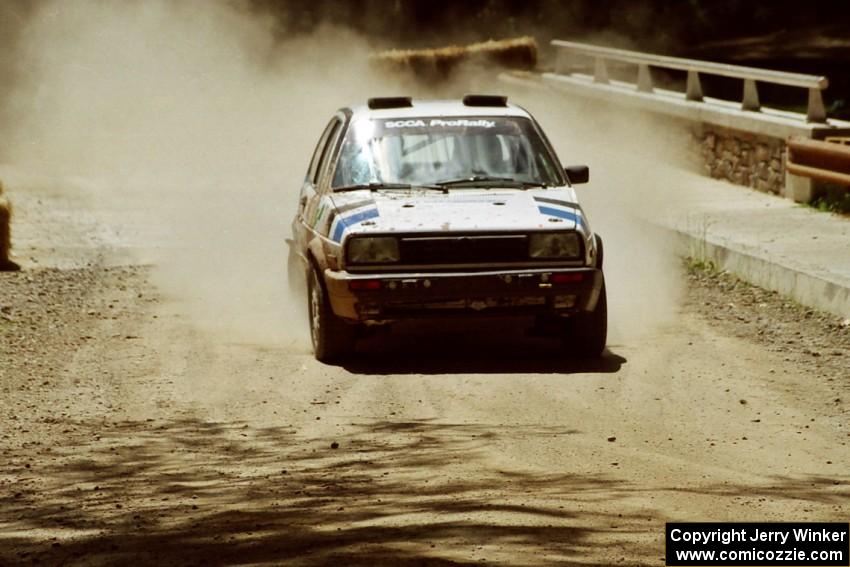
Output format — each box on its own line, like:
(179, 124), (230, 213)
(308, 267), (356, 362)
(564, 281), (607, 358)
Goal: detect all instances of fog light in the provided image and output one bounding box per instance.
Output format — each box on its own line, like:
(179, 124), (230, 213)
(553, 295), (576, 308)
(349, 279), (381, 291)
(552, 273), (585, 284)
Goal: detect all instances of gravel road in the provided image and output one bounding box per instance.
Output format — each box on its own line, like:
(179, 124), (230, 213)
(1, 170), (848, 566)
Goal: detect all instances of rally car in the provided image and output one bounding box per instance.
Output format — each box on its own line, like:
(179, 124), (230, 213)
(287, 95), (606, 362)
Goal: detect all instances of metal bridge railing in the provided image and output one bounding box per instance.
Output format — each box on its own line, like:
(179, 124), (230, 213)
(551, 40), (829, 123)
(787, 136), (850, 187)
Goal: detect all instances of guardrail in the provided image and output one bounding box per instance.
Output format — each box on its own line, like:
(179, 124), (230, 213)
(787, 137), (850, 187)
(551, 40), (829, 123)
(825, 136), (850, 146)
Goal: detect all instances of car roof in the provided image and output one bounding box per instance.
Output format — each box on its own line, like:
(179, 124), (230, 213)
(347, 99), (531, 121)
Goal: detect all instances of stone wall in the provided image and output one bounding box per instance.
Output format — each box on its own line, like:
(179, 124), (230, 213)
(694, 125), (786, 195)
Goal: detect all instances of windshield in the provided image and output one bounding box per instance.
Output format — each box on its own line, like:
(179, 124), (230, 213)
(331, 116), (564, 189)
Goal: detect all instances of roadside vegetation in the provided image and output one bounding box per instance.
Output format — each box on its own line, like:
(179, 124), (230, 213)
(809, 184), (850, 216)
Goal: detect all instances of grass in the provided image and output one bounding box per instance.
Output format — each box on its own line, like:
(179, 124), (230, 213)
(684, 256), (757, 295)
(808, 183), (850, 215)
(684, 256), (718, 275)
(370, 37), (538, 79)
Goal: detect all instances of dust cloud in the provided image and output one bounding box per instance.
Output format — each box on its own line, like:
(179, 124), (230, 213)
(2, 0), (684, 349)
(519, 91), (687, 343)
(1, 0), (407, 346)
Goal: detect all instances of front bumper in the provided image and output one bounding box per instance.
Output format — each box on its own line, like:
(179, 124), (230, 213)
(324, 267), (604, 322)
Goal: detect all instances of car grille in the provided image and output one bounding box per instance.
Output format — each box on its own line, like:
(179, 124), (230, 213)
(399, 234), (529, 266)
(345, 232), (586, 273)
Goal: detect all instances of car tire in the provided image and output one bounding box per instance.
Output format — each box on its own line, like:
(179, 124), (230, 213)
(564, 281), (607, 358)
(594, 234), (604, 269)
(308, 267), (356, 362)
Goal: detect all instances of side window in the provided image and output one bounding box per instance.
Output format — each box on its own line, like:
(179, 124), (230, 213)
(307, 118), (338, 185)
(333, 136), (376, 187)
(315, 119), (343, 188)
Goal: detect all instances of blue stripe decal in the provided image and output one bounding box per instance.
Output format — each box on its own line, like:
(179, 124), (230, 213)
(331, 208), (380, 242)
(538, 205), (577, 223)
(538, 205), (588, 231)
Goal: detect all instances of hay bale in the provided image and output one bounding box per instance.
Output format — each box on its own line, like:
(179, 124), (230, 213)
(371, 36), (538, 81)
(0, 180), (20, 271)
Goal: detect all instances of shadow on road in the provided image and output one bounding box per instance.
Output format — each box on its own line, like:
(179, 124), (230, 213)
(3, 416), (847, 565)
(342, 319), (627, 375)
(1, 418), (654, 566)
(344, 349), (627, 376)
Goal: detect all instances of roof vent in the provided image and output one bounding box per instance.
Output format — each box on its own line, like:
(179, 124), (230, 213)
(462, 94), (508, 107)
(367, 96), (413, 110)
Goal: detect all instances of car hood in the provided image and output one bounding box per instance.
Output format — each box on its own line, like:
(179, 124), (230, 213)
(327, 188), (588, 242)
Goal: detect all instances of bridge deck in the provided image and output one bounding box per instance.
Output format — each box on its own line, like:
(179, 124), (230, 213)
(657, 169), (850, 319)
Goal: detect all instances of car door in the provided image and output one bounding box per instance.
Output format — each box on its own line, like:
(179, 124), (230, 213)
(292, 114), (344, 254)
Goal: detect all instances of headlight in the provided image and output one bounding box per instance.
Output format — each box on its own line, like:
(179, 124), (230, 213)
(347, 236), (400, 264)
(528, 232), (581, 259)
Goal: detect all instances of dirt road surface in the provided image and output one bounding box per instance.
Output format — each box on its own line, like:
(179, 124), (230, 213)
(1, 169), (848, 566)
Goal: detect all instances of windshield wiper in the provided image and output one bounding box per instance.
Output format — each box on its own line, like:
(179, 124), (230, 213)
(333, 182), (447, 193)
(435, 176), (548, 189)
(334, 182), (411, 192)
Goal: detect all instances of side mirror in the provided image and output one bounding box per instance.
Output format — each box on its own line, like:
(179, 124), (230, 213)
(565, 165), (589, 185)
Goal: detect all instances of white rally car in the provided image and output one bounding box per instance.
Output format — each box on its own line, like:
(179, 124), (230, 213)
(288, 95), (606, 362)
